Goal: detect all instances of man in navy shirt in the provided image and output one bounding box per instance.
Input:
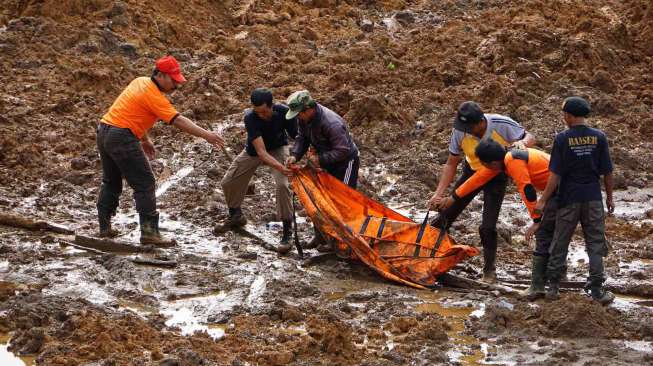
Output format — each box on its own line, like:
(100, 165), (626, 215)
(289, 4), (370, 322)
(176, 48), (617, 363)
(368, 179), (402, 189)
(218, 88), (298, 253)
(536, 96), (615, 305)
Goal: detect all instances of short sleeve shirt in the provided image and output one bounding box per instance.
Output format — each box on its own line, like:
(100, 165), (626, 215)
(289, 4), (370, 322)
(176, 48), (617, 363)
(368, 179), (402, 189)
(448, 114), (526, 170)
(549, 125), (613, 206)
(102, 77), (178, 139)
(245, 104), (298, 156)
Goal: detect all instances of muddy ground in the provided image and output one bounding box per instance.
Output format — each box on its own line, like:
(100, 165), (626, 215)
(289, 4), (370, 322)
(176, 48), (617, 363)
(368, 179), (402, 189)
(1, 0), (653, 365)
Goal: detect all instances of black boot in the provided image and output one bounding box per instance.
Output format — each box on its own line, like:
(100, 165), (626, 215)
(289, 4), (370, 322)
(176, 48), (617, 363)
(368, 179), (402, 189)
(213, 208), (247, 235)
(303, 226), (325, 249)
(98, 210), (119, 238)
(480, 228), (498, 283)
(590, 286), (615, 305)
(140, 212), (176, 247)
(546, 282), (560, 301)
(276, 220), (293, 254)
(226, 208), (247, 226)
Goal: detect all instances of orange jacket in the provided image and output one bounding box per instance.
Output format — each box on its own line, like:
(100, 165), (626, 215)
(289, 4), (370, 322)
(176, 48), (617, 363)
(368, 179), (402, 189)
(102, 77), (179, 139)
(455, 148), (551, 221)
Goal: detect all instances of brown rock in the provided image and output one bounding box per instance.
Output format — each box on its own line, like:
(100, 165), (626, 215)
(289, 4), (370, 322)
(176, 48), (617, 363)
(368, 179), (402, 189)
(302, 27), (319, 41)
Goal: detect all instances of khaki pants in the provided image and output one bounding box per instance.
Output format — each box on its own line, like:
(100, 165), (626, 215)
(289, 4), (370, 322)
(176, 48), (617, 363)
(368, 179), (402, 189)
(220, 146), (292, 221)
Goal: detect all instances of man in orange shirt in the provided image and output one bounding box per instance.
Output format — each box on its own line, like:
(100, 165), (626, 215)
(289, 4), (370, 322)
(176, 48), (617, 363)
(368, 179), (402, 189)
(440, 139), (557, 300)
(97, 55), (224, 246)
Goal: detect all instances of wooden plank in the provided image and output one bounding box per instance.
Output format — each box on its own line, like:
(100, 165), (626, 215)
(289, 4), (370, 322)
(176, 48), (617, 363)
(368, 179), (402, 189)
(74, 235), (152, 253)
(61, 240), (176, 268)
(0, 212), (74, 234)
(499, 278), (588, 289)
(439, 273), (518, 295)
(131, 257), (177, 268)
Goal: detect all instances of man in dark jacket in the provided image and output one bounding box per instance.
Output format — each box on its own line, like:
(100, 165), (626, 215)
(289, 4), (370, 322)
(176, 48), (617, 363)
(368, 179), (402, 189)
(284, 90), (359, 251)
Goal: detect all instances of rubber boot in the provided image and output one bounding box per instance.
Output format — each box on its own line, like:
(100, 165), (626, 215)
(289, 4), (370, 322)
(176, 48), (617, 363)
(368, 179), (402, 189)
(140, 212), (176, 247)
(98, 211), (119, 238)
(591, 286), (615, 305)
(303, 226), (325, 249)
(480, 228), (498, 283)
(276, 220), (293, 254)
(525, 255), (547, 301)
(560, 263), (568, 282)
(546, 282), (560, 301)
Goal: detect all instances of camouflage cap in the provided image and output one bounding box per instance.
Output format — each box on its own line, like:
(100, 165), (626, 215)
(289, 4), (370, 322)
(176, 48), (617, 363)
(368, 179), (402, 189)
(285, 90), (315, 119)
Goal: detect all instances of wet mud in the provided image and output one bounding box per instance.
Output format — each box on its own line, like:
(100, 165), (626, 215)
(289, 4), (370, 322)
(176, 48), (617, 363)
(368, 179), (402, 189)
(1, 0), (653, 365)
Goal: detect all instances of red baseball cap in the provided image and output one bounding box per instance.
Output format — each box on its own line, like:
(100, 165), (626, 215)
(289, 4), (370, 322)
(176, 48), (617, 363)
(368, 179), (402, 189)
(155, 55), (186, 84)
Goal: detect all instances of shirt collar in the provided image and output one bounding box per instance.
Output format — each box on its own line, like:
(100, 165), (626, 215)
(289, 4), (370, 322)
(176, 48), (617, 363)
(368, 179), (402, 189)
(308, 104), (322, 126)
(151, 76), (163, 91)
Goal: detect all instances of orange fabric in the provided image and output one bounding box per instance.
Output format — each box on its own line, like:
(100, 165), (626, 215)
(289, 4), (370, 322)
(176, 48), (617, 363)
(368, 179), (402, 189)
(291, 168), (479, 289)
(455, 149), (550, 220)
(455, 167), (500, 198)
(102, 77), (178, 139)
(504, 149), (550, 219)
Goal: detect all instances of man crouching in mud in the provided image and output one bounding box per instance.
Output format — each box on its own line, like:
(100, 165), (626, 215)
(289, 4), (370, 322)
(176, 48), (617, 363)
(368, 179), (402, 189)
(439, 139), (560, 301)
(428, 101), (536, 283)
(96, 55), (224, 246)
(216, 88), (298, 254)
(284, 90), (359, 253)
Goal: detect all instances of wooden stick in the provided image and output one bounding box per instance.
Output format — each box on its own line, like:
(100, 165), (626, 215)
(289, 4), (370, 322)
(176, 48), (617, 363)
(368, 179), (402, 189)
(232, 227), (278, 252)
(499, 278), (588, 289)
(61, 240), (176, 268)
(74, 235), (152, 253)
(439, 273), (518, 295)
(0, 212), (74, 234)
(131, 257), (178, 268)
(59, 239), (105, 255)
(301, 252), (337, 267)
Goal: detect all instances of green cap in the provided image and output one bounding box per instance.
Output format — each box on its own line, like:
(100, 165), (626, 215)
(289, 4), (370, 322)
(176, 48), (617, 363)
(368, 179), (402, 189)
(285, 90), (315, 119)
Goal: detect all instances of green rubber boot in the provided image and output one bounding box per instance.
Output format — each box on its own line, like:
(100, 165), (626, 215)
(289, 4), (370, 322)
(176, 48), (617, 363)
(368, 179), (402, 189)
(525, 255), (547, 301)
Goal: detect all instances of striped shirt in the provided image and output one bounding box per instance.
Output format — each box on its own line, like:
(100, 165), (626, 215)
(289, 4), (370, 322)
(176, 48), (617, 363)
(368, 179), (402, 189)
(448, 114), (526, 171)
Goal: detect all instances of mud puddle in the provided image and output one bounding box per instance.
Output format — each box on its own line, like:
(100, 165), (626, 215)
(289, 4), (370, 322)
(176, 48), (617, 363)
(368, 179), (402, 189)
(415, 290), (490, 365)
(0, 334), (35, 366)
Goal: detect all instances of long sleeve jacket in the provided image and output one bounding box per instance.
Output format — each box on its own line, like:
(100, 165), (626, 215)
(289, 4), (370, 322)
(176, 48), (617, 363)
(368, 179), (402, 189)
(291, 104), (358, 166)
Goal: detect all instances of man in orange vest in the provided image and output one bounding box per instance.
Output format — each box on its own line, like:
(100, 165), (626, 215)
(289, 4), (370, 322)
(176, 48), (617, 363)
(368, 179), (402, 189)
(97, 55), (224, 246)
(440, 139), (557, 300)
(429, 101), (535, 283)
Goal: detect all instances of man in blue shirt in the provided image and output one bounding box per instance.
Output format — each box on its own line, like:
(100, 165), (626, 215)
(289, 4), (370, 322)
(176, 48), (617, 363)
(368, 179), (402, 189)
(218, 88), (298, 253)
(536, 96), (615, 305)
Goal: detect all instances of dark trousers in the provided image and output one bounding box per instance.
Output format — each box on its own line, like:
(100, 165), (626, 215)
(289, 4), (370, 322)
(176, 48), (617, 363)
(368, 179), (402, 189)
(96, 123), (156, 218)
(324, 155), (359, 189)
(314, 155), (360, 243)
(546, 200), (608, 287)
(431, 163), (507, 272)
(534, 196), (558, 257)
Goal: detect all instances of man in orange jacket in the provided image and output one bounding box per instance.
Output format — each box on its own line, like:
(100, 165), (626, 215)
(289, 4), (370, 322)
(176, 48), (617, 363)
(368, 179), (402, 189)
(440, 139), (556, 300)
(97, 55), (224, 246)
